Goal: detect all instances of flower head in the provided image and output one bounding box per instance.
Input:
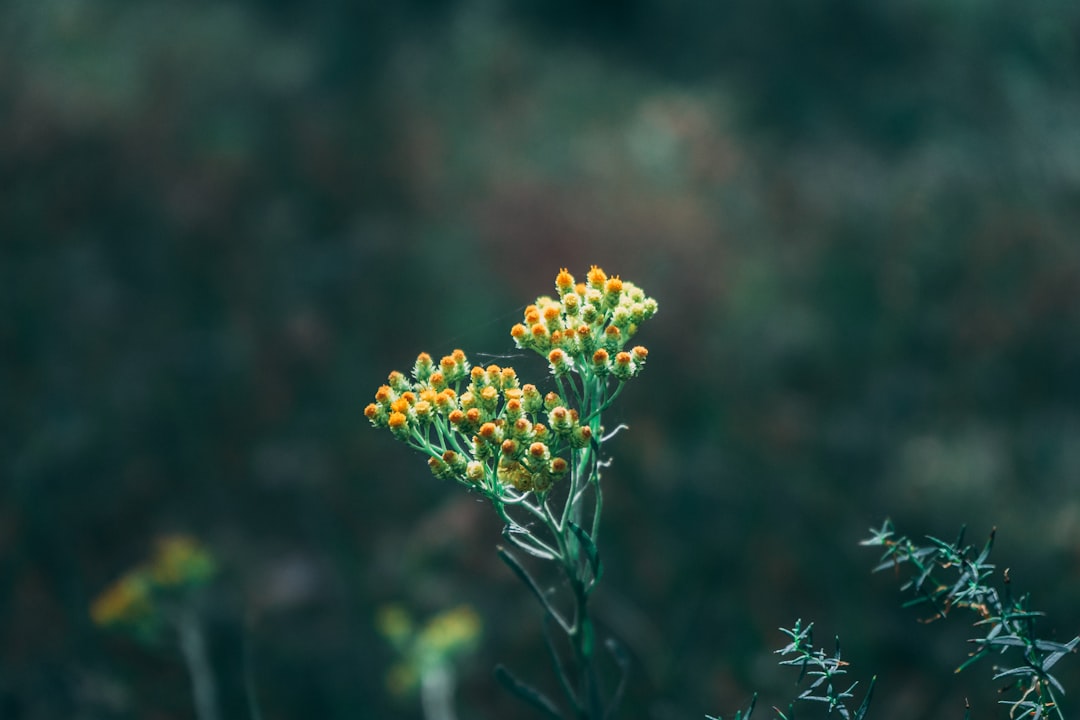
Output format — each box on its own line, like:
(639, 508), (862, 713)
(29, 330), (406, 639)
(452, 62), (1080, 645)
(612, 351), (636, 381)
(388, 411), (409, 437)
(548, 348), (572, 376)
(555, 268), (575, 295)
(603, 276), (623, 308)
(91, 573), (153, 627)
(412, 352), (434, 383)
(150, 535), (216, 588)
(365, 266), (655, 502)
(587, 265), (607, 289)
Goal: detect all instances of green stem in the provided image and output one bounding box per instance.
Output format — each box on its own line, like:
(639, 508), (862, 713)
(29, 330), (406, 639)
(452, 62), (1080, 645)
(496, 364), (616, 719)
(176, 607), (220, 720)
(420, 665), (458, 720)
(243, 616), (264, 720)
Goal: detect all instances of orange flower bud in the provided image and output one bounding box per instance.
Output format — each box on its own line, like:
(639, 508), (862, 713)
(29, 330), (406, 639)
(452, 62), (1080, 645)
(549, 406), (572, 434)
(413, 352), (434, 381)
(548, 349), (567, 365)
(587, 265), (607, 288)
(555, 268), (575, 293)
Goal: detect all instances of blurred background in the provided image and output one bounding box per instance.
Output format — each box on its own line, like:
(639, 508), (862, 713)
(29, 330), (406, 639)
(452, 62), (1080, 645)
(4, 0), (1080, 718)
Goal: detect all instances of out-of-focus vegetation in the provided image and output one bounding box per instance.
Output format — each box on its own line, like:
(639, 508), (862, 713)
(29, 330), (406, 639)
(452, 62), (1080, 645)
(3, 1), (1080, 718)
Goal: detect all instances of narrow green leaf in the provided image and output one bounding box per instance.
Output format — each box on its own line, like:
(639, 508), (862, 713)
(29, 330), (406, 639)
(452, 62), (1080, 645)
(955, 648), (988, 674)
(1046, 670), (1066, 696)
(975, 528), (996, 565)
(1042, 636), (1080, 671)
(853, 676), (876, 720)
(992, 666), (1038, 681)
(1028, 639), (1080, 656)
(541, 617), (581, 713)
(497, 546), (570, 632)
(568, 521), (603, 591)
(603, 637), (631, 720)
(984, 636), (1029, 649)
(494, 664), (563, 719)
(741, 693), (758, 719)
(504, 527), (558, 560)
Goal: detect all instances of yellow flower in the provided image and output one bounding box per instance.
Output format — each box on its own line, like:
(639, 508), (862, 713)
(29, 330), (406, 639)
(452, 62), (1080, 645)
(376, 604), (414, 645)
(418, 605), (482, 657)
(149, 535), (216, 587)
(586, 264), (607, 288)
(90, 572), (152, 627)
(555, 268), (575, 294)
(387, 411), (409, 435)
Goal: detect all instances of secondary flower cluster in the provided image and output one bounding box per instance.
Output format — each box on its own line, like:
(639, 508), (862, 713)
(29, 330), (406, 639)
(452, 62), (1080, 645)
(364, 266), (657, 498)
(510, 265), (657, 379)
(364, 350), (588, 493)
(376, 603), (482, 697)
(91, 535), (217, 629)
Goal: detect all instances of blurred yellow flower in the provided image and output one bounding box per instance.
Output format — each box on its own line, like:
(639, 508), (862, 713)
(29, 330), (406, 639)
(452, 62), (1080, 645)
(90, 572), (152, 627)
(149, 535), (216, 587)
(376, 604), (414, 646)
(418, 605), (482, 657)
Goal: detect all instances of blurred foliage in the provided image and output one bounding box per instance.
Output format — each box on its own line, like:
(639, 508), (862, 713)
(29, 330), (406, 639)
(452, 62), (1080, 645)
(3, 0), (1080, 718)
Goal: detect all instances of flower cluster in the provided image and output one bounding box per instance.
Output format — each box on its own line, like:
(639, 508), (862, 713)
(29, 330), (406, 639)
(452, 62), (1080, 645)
(364, 351), (582, 493)
(376, 603), (483, 697)
(91, 535), (217, 630)
(364, 266), (657, 499)
(510, 265), (657, 380)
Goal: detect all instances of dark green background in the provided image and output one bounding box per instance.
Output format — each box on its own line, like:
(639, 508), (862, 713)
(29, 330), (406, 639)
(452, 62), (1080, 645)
(4, 1), (1080, 718)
